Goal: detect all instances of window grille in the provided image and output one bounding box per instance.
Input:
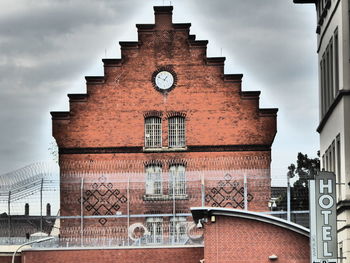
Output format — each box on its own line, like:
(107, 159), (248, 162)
(169, 164), (186, 195)
(145, 117), (162, 148)
(146, 217), (163, 244)
(169, 217), (187, 244)
(168, 116), (185, 148)
(145, 165), (162, 195)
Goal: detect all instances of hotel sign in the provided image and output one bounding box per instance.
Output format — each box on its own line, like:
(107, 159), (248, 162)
(309, 171), (337, 263)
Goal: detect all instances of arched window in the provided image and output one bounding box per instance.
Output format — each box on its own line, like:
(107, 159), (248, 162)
(145, 164), (162, 195)
(46, 203), (51, 216)
(168, 116), (185, 148)
(145, 117), (162, 148)
(169, 164), (186, 195)
(25, 203), (29, 216)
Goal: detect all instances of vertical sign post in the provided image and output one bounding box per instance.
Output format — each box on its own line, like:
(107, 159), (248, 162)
(309, 171), (337, 263)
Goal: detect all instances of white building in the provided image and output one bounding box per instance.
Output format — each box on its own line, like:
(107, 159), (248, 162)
(294, 0), (350, 261)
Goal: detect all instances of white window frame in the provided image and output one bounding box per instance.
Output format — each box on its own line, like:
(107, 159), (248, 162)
(145, 165), (162, 195)
(145, 117), (162, 148)
(146, 217), (163, 244)
(169, 216), (187, 244)
(168, 116), (185, 148)
(169, 164), (186, 196)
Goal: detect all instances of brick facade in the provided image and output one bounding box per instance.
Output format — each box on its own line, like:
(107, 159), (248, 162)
(195, 210), (310, 263)
(51, 6), (278, 239)
(21, 246), (204, 263)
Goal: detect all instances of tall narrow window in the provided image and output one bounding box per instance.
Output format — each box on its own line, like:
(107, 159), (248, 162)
(322, 56), (327, 114)
(145, 164), (162, 195)
(329, 39), (334, 102)
(336, 135), (341, 198)
(320, 60), (325, 116)
(322, 154), (325, 170)
(334, 28), (339, 93)
(169, 216), (187, 244)
(168, 116), (185, 148)
(25, 203), (29, 216)
(145, 117), (162, 148)
(340, 242), (343, 263)
(169, 164), (186, 195)
(326, 46), (330, 109)
(146, 217), (163, 244)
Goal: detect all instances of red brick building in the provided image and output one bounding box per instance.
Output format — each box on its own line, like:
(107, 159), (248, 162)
(51, 6), (277, 243)
(19, 208), (310, 263)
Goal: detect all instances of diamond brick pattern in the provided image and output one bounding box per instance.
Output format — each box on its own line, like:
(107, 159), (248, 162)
(205, 174), (253, 208)
(79, 175), (127, 225)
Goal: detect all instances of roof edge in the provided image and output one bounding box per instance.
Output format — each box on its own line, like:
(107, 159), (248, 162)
(190, 207), (309, 237)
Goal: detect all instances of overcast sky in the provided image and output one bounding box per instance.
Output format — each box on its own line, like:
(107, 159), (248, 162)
(0, 0), (318, 185)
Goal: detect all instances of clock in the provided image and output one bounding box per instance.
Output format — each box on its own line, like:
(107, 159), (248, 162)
(152, 68), (177, 92)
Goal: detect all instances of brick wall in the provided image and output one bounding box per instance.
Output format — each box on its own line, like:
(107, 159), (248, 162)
(22, 246), (204, 263)
(51, 6), (278, 238)
(0, 255), (20, 263)
(204, 216), (309, 263)
(52, 9), (277, 149)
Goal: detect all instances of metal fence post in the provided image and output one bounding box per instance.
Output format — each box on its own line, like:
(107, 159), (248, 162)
(244, 174), (248, 210)
(80, 177), (84, 246)
(40, 178), (43, 234)
(172, 173), (176, 245)
(287, 175), (291, 221)
(201, 174), (205, 207)
(127, 177), (130, 246)
(8, 191), (11, 242)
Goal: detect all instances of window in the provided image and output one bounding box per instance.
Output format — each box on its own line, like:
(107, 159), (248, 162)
(145, 164), (162, 195)
(322, 154), (325, 170)
(336, 135), (341, 197)
(169, 164), (186, 195)
(169, 216), (187, 244)
(320, 32), (338, 117)
(340, 241), (343, 263)
(145, 117), (162, 148)
(329, 39), (334, 103)
(168, 116), (185, 148)
(334, 28), (339, 93)
(146, 217), (163, 244)
(320, 60), (325, 116)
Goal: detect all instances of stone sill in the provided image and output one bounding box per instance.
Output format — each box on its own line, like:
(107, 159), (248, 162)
(143, 147), (187, 152)
(143, 194), (189, 201)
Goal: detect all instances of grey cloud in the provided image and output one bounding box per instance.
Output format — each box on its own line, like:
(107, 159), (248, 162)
(0, 0), (319, 181)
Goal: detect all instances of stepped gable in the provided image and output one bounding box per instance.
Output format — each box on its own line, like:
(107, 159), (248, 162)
(51, 5), (277, 150)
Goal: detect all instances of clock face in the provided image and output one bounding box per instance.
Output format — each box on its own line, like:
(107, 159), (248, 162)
(155, 71), (174, 90)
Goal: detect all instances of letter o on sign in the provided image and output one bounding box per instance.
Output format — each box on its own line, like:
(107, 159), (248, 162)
(319, 194), (334, 209)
